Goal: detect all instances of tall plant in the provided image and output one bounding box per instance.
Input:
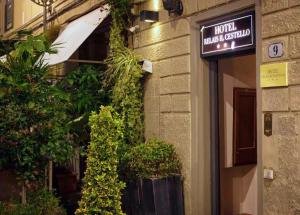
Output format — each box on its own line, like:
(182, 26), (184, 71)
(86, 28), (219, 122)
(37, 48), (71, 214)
(104, 0), (144, 146)
(77, 1), (145, 213)
(0, 34), (74, 195)
(76, 106), (125, 215)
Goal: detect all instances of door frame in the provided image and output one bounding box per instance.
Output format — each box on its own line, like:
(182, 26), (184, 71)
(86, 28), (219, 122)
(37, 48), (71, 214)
(209, 60), (220, 215)
(190, 0), (262, 214)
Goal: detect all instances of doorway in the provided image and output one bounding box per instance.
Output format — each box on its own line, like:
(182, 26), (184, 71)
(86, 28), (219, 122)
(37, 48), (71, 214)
(210, 54), (257, 215)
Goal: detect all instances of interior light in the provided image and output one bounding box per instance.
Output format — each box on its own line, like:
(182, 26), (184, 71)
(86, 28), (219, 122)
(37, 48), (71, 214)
(140, 10), (159, 23)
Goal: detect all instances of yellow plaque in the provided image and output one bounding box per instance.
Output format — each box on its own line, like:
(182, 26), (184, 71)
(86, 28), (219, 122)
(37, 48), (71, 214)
(260, 62), (288, 88)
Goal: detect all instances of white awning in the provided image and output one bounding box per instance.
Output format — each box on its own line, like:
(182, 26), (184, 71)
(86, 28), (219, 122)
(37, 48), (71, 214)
(42, 5), (110, 66)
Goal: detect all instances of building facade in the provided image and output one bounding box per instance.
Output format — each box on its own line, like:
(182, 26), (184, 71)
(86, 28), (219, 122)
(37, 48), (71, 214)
(1, 0), (300, 215)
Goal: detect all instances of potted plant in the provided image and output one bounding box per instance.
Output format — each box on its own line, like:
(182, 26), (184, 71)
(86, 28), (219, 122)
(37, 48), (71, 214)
(122, 139), (184, 215)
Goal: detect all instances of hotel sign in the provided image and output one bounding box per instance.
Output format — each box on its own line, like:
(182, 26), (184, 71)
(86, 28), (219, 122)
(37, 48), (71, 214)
(201, 12), (255, 57)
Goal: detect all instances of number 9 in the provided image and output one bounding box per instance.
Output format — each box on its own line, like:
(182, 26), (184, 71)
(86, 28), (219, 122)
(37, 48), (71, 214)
(273, 45), (278, 56)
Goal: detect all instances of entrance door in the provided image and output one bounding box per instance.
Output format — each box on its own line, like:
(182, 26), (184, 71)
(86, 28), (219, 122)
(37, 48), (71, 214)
(233, 88), (257, 166)
(210, 54), (258, 215)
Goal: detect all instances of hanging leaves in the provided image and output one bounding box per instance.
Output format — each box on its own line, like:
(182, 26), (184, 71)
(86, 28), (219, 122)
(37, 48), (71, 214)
(104, 2), (145, 145)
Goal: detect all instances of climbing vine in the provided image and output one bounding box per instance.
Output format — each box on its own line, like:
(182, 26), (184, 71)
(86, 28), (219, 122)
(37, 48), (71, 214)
(104, 0), (145, 146)
(77, 1), (145, 213)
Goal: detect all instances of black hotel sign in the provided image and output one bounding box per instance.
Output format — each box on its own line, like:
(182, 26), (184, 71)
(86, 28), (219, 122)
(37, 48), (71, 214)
(201, 12), (255, 57)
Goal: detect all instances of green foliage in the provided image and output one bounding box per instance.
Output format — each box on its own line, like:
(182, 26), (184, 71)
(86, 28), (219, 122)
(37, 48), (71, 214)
(123, 139), (182, 179)
(58, 65), (109, 146)
(107, 0), (130, 24)
(0, 34), (74, 183)
(104, 8), (144, 146)
(0, 188), (66, 215)
(0, 40), (15, 56)
(59, 65), (109, 116)
(76, 106), (125, 215)
(58, 65), (109, 144)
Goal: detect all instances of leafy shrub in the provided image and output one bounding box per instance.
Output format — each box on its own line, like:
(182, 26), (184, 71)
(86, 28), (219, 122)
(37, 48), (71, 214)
(123, 139), (182, 179)
(58, 65), (109, 146)
(0, 188), (66, 215)
(0, 34), (74, 183)
(58, 65), (108, 116)
(76, 106), (125, 215)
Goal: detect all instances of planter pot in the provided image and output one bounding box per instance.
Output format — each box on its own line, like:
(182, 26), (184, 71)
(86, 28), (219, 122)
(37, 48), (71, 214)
(123, 175), (184, 215)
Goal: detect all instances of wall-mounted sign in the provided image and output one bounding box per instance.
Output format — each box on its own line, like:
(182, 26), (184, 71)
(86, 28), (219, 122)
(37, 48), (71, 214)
(260, 62), (288, 88)
(200, 11), (255, 57)
(268, 43), (283, 58)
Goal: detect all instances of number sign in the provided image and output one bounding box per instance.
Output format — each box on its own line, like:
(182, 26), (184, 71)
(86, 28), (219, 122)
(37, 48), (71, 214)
(268, 43), (283, 58)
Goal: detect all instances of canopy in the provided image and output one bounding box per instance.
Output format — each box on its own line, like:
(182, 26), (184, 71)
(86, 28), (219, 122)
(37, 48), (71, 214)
(42, 5), (110, 66)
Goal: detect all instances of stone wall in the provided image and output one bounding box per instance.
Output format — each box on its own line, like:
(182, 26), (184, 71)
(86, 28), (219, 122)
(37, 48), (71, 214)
(262, 1), (300, 214)
(0, 0), (247, 214)
(134, 1), (236, 214)
(134, 16), (193, 215)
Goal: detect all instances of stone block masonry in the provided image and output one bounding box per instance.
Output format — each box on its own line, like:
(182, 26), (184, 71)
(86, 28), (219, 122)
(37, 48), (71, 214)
(262, 2), (300, 214)
(135, 1), (253, 214)
(133, 2), (193, 214)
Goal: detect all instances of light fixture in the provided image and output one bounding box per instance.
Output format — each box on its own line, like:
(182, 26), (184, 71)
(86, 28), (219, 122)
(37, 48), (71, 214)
(162, 0), (183, 16)
(140, 10), (159, 23)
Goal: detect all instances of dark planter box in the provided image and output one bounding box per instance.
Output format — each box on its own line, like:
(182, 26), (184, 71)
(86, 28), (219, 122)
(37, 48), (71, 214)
(123, 175), (184, 215)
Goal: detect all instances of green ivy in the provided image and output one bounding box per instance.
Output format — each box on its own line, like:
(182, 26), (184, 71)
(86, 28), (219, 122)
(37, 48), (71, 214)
(123, 139), (182, 179)
(107, 0), (130, 24)
(76, 106), (125, 215)
(104, 3), (144, 146)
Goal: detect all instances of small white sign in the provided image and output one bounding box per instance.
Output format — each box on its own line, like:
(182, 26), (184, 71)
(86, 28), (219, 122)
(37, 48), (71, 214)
(264, 169), (274, 180)
(268, 43), (283, 58)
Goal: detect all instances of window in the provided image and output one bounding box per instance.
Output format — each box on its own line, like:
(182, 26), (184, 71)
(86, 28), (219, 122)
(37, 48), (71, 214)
(5, 0), (13, 31)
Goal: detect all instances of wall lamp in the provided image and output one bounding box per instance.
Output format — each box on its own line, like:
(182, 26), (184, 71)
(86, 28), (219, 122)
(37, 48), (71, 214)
(140, 10), (159, 23)
(162, 0), (183, 16)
